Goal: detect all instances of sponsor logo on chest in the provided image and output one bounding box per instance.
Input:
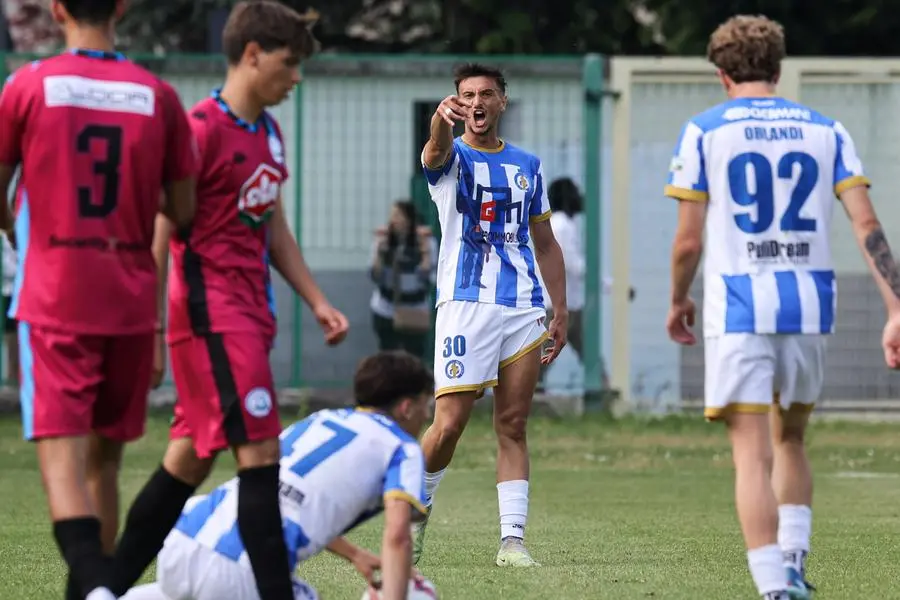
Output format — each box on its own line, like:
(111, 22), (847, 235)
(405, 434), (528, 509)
(238, 163), (281, 227)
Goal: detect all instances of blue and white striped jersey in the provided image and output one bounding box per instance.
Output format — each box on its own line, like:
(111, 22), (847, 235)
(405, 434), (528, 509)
(172, 408), (426, 570)
(665, 97), (870, 337)
(423, 138), (551, 309)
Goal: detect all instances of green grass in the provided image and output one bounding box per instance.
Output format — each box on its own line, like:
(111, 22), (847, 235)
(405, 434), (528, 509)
(2, 412), (900, 599)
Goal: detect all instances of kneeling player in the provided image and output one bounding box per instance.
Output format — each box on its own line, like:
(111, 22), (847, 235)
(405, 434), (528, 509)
(121, 350), (431, 600)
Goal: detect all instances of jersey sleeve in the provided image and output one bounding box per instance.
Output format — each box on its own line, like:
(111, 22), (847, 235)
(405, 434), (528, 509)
(529, 160), (551, 223)
(832, 121), (870, 195)
(383, 441), (427, 518)
(188, 108), (216, 180)
(421, 143), (458, 187)
(160, 82), (198, 183)
(663, 120), (708, 202)
(0, 71), (28, 166)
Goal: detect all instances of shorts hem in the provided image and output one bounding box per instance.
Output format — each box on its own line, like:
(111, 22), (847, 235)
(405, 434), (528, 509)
(704, 400), (817, 422)
(435, 379), (498, 399)
(499, 331), (550, 369)
(703, 402), (771, 422)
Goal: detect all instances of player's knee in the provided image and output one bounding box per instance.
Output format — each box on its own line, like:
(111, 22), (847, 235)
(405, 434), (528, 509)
(162, 439), (214, 487)
(774, 422), (806, 446)
(234, 436), (281, 470)
(494, 410), (528, 443)
(433, 416), (467, 446)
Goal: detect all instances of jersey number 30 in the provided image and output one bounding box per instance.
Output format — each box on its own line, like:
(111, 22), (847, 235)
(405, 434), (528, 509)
(76, 124), (122, 219)
(728, 151), (818, 234)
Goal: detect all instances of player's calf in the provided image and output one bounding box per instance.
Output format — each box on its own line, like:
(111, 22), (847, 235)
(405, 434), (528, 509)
(236, 438), (295, 600)
(110, 439), (208, 596)
(728, 413), (791, 598)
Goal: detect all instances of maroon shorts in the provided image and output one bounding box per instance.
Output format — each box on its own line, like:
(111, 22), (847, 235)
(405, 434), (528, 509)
(169, 332), (280, 459)
(20, 323), (154, 442)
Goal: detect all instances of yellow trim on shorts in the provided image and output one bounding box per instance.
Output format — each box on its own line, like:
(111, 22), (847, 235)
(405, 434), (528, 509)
(499, 330), (550, 369)
(384, 490), (428, 515)
(834, 175), (870, 196)
(529, 210), (552, 224)
(435, 379), (499, 399)
(704, 398), (816, 422)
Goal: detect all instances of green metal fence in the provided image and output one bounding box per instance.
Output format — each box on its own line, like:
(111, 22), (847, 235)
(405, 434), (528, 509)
(0, 53), (606, 398)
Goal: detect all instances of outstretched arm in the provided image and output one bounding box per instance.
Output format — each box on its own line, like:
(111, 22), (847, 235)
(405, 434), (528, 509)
(422, 96), (468, 170)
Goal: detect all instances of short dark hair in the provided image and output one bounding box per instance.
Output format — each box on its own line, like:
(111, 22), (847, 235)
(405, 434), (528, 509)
(59, 0), (117, 24)
(354, 351), (433, 410)
(453, 63), (507, 95)
(222, 1), (320, 66)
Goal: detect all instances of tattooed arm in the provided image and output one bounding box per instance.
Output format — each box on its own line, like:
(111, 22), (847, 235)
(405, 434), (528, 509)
(840, 186), (900, 315)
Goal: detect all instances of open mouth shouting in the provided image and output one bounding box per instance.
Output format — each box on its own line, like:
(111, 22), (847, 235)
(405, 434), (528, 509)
(473, 108), (487, 128)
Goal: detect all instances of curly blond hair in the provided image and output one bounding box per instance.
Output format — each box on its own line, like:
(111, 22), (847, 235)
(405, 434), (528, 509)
(707, 15), (785, 84)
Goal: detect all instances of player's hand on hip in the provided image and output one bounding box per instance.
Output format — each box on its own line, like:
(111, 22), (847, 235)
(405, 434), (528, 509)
(666, 297), (697, 345)
(881, 312), (900, 368)
(151, 331), (166, 389)
(313, 302), (349, 346)
(542, 310), (568, 365)
(436, 95), (470, 126)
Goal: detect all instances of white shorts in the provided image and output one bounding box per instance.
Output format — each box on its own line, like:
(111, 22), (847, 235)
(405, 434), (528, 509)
(154, 530), (318, 600)
(433, 300), (548, 397)
(704, 333), (827, 421)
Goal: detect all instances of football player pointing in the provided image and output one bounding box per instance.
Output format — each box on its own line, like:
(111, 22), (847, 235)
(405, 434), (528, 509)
(109, 3), (348, 600)
(415, 63), (568, 567)
(666, 15), (900, 600)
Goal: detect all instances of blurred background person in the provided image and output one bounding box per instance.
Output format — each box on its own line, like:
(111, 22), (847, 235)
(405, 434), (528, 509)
(369, 200), (436, 360)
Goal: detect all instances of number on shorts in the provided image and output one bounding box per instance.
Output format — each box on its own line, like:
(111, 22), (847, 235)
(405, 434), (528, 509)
(282, 420), (357, 477)
(442, 335), (466, 358)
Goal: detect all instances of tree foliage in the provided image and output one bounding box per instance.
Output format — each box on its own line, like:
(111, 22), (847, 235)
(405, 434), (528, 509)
(9, 0), (900, 56)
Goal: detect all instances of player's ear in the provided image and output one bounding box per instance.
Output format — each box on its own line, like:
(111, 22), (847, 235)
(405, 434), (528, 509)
(49, 0), (68, 25)
(500, 95), (508, 112)
(115, 0), (128, 21)
(243, 41), (263, 68)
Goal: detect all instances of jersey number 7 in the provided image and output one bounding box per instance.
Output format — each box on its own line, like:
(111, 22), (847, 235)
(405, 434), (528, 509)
(728, 151), (818, 234)
(77, 124), (122, 219)
(280, 419), (358, 478)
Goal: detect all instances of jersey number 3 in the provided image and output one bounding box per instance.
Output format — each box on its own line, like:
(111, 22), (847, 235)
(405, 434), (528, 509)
(728, 151), (818, 234)
(76, 124), (122, 219)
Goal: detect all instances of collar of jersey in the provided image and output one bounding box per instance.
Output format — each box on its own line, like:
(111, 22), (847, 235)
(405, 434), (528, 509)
(211, 88), (264, 133)
(69, 48), (125, 61)
(461, 138), (505, 153)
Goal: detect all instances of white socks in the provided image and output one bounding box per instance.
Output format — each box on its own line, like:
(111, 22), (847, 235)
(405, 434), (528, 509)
(85, 588), (117, 600)
(778, 504), (812, 573)
(497, 479), (529, 540)
(424, 469), (446, 507)
(747, 544), (788, 596)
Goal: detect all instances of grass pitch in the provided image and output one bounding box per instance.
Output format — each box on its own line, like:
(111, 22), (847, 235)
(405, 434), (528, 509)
(2, 411), (900, 599)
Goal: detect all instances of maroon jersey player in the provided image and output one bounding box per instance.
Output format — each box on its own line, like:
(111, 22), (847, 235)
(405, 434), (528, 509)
(110, 3), (349, 600)
(0, 1), (197, 599)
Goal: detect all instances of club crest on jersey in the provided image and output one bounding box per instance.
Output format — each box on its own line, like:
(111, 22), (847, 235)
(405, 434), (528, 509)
(514, 172), (529, 191)
(445, 359), (464, 379)
(238, 163), (280, 228)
